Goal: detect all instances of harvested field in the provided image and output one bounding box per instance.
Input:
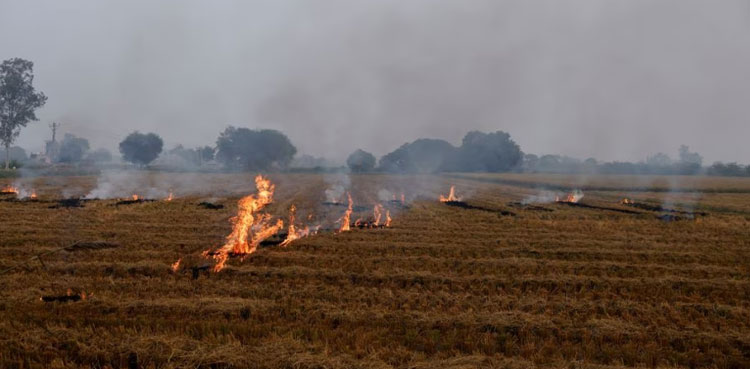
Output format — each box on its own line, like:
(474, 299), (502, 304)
(1, 173), (749, 368)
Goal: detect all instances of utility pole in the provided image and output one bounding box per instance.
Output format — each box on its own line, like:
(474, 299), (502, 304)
(49, 122), (60, 142)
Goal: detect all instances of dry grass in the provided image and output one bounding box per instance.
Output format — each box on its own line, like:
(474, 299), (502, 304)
(1, 173), (749, 368)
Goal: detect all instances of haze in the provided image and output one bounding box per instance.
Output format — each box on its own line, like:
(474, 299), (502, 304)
(1, 0), (749, 163)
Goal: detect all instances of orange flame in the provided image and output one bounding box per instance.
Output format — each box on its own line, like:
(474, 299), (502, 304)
(171, 258), (181, 272)
(401, 193), (405, 204)
(1, 185), (19, 194)
(207, 175), (283, 272)
(373, 204), (383, 226)
(620, 198), (633, 204)
(337, 192), (353, 233)
(166, 191), (174, 201)
(132, 194), (139, 201)
(280, 205), (318, 247)
(558, 190), (584, 203)
(30, 191), (37, 199)
(439, 186), (460, 202)
(385, 210), (392, 227)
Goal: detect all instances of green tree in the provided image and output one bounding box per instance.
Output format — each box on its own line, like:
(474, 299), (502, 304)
(215, 127), (296, 170)
(0, 58), (47, 169)
(119, 132), (164, 167)
(346, 149), (376, 173)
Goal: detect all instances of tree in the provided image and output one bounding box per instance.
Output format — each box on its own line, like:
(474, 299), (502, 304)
(450, 131), (522, 172)
(379, 139), (457, 173)
(0, 58), (47, 169)
(215, 126), (296, 170)
(57, 133), (90, 163)
(676, 145), (703, 174)
(119, 132), (163, 166)
(197, 146), (215, 163)
(346, 149), (376, 173)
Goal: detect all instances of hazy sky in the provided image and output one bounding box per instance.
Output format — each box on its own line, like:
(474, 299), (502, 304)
(1, 0), (749, 163)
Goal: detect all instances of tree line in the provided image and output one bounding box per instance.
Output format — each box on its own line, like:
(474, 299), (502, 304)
(1, 57), (748, 176)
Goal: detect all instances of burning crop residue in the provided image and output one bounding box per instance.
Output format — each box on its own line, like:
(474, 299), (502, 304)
(1, 185), (19, 195)
(439, 186), (461, 202)
(337, 192), (353, 233)
(280, 205), (319, 247)
(557, 190), (584, 203)
(204, 175), (284, 272)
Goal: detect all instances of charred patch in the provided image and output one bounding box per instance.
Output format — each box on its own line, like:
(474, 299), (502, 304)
(557, 201), (642, 215)
(443, 201), (516, 216)
(113, 199), (157, 206)
(49, 198), (86, 209)
(198, 202), (224, 210)
(623, 202), (708, 217)
(41, 294), (82, 303)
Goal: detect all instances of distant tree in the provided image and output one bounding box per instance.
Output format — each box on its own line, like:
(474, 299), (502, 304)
(86, 148), (113, 163)
(119, 132), (163, 167)
(646, 153), (672, 167)
(215, 126), (296, 170)
(168, 145), (199, 166)
(57, 133), (90, 163)
(0, 58), (47, 169)
(197, 146), (215, 163)
(379, 139), (457, 173)
(346, 149), (376, 173)
(452, 131), (522, 172)
(709, 162), (744, 177)
(522, 154), (539, 172)
(676, 145), (703, 174)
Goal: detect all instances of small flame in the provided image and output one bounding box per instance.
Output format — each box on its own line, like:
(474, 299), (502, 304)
(385, 210), (392, 227)
(373, 204), (383, 226)
(166, 191), (174, 201)
(337, 192), (353, 233)
(439, 186), (460, 202)
(558, 190), (584, 203)
(171, 258), (181, 272)
(280, 205), (318, 247)
(30, 191), (37, 199)
(620, 198), (633, 204)
(1, 185), (19, 194)
(132, 194), (139, 201)
(401, 193), (405, 204)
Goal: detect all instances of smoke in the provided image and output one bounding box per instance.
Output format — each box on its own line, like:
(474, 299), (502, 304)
(2, 0), (749, 163)
(323, 172), (351, 203)
(521, 190), (559, 205)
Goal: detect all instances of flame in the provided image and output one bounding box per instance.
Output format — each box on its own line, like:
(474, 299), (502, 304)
(385, 210), (392, 227)
(439, 186), (460, 202)
(1, 185), (19, 194)
(401, 193), (405, 204)
(132, 194), (139, 201)
(337, 192), (353, 233)
(558, 190), (584, 203)
(30, 191), (37, 199)
(280, 205), (318, 247)
(207, 175), (283, 272)
(166, 191), (174, 201)
(373, 204), (383, 226)
(620, 198), (633, 204)
(171, 258), (181, 272)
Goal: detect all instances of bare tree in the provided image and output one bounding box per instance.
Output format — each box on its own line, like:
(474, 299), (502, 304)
(0, 58), (47, 169)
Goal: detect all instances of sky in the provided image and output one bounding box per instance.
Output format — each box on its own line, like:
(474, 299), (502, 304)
(1, 0), (749, 164)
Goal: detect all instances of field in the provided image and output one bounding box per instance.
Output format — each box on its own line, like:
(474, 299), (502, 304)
(1, 172), (749, 368)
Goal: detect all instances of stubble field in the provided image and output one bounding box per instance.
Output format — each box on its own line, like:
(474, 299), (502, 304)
(1, 172), (749, 368)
